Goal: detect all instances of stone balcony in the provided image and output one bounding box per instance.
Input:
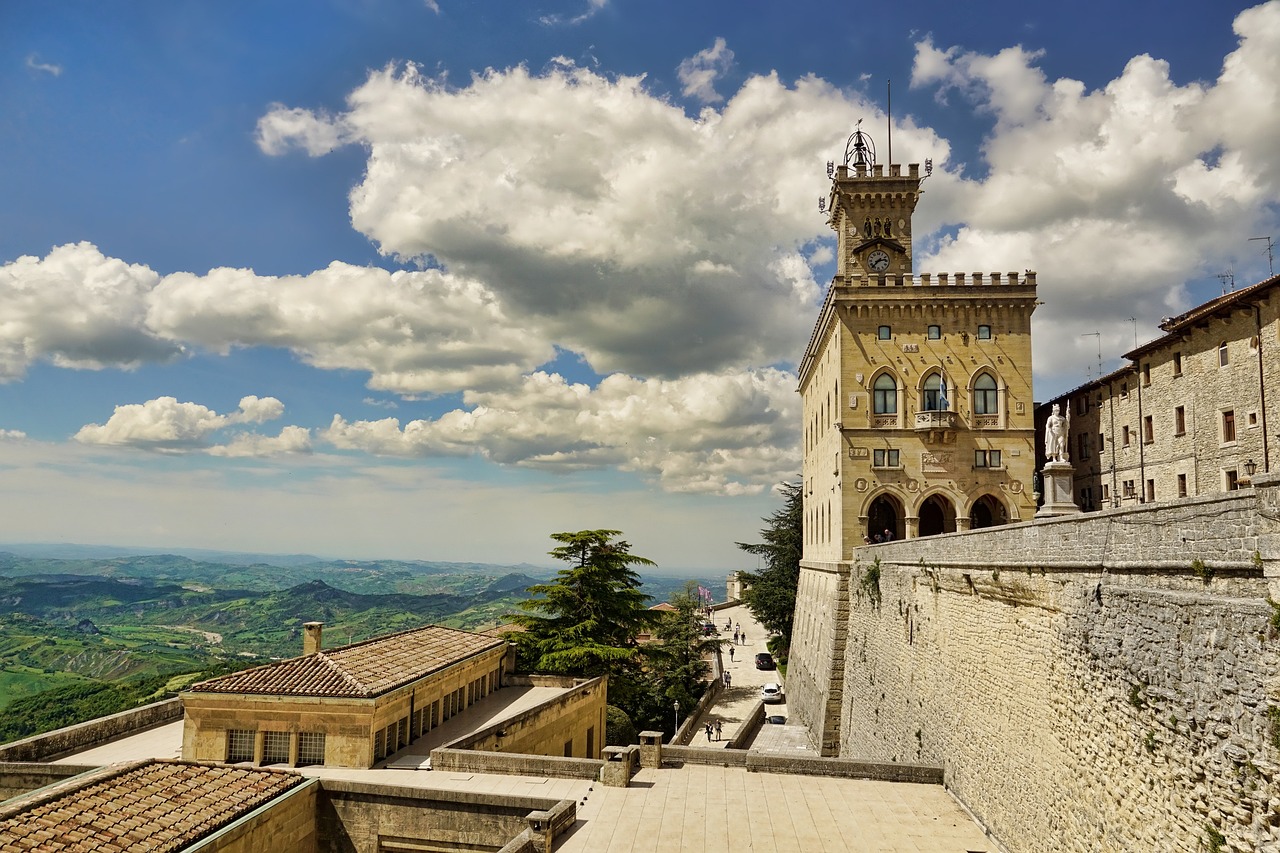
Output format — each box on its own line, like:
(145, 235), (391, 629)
(914, 410), (956, 443)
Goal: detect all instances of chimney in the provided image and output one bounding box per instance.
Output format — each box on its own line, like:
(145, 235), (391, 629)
(303, 622), (323, 656)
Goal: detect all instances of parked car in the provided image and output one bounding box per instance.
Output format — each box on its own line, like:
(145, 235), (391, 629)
(703, 622), (717, 635)
(765, 715), (787, 725)
(760, 682), (784, 703)
(754, 652), (776, 670)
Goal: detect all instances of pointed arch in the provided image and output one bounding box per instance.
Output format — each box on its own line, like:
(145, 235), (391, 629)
(919, 370), (949, 412)
(969, 494), (1009, 530)
(872, 371), (898, 416)
(915, 491), (956, 537)
(863, 490), (904, 542)
(972, 371), (999, 415)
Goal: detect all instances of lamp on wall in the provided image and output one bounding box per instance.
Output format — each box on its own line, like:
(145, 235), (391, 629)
(1244, 459), (1257, 477)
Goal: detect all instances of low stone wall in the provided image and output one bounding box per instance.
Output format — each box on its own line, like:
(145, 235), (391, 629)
(811, 475), (1280, 853)
(0, 762), (98, 802)
(0, 697), (183, 762)
(441, 675), (607, 760)
(656, 741), (941, 783)
(726, 701), (765, 750)
(661, 745), (749, 767)
(430, 748), (603, 780)
(316, 777), (572, 853)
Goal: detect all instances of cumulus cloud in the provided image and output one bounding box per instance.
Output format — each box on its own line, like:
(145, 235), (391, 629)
(910, 1), (1280, 390)
(677, 38), (735, 104)
(258, 60), (921, 379)
(255, 105), (350, 156)
(147, 261), (552, 395)
(0, 429), (27, 440)
(74, 395), (291, 454)
(0, 243), (180, 381)
(323, 369), (799, 494)
(209, 425), (312, 458)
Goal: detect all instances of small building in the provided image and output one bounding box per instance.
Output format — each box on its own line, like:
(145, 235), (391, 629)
(1037, 273), (1278, 507)
(181, 622), (512, 769)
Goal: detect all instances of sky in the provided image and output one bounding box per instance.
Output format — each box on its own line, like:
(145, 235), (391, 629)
(0, 0), (1276, 571)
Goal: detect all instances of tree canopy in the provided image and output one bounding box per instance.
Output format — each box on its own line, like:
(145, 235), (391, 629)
(736, 481), (802, 651)
(509, 530), (655, 677)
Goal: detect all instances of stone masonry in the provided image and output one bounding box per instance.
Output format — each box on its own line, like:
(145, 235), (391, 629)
(789, 472), (1280, 852)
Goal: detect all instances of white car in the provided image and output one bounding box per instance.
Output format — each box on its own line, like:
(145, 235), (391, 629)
(760, 682), (784, 704)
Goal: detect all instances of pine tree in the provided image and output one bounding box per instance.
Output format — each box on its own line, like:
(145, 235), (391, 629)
(509, 530), (655, 676)
(736, 481), (802, 652)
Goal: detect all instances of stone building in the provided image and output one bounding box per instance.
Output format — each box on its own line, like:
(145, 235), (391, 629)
(1038, 273), (1279, 509)
(798, 130), (1039, 554)
(181, 622), (519, 769)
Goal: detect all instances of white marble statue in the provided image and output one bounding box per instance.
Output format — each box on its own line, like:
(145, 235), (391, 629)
(1044, 403), (1070, 464)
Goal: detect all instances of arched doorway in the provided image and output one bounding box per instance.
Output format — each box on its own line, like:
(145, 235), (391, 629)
(866, 493), (903, 541)
(970, 494), (1007, 530)
(917, 494), (956, 537)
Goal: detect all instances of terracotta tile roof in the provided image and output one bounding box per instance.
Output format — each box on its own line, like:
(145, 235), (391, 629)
(0, 760), (303, 852)
(187, 624), (504, 698)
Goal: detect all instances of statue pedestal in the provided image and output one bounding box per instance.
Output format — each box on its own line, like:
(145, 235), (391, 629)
(1035, 461), (1082, 518)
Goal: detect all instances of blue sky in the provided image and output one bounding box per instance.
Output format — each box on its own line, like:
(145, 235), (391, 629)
(0, 0), (1275, 569)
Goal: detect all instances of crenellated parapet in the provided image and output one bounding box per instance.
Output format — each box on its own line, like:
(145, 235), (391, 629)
(835, 271), (1038, 289)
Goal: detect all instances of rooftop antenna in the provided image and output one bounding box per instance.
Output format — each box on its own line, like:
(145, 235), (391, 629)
(1128, 317), (1138, 349)
(886, 79), (892, 167)
(1250, 236), (1275, 277)
(1081, 331), (1101, 380)
(1216, 268), (1236, 295)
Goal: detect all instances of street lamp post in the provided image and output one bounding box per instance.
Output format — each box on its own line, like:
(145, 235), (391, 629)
(673, 700), (680, 737)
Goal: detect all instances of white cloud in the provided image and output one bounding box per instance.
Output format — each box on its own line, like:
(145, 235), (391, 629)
(147, 261), (553, 395)
(0, 242), (179, 381)
(539, 0), (607, 26)
(255, 105), (349, 156)
(209, 425), (312, 458)
(0, 429), (26, 440)
(909, 1), (1280, 392)
(259, 61), (923, 379)
(25, 54), (61, 77)
(323, 369), (800, 494)
(74, 395), (289, 453)
(677, 37), (735, 104)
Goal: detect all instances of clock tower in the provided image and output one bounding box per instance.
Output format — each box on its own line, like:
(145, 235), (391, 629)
(825, 127), (922, 279)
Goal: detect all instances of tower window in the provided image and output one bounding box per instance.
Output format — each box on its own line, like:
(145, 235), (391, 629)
(1173, 352), (1182, 376)
(873, 374), (897, 415)
(1177, 474), (1187, 497)
(977, 325), (992, 340)
(922, 373), (948, 411)
(973, 373), (998, 415)
(878, 325), (892, 341)
(1218, 341), (1229, 367)
(1222, 410), (1235, 443)
(927, 324), (941, 340)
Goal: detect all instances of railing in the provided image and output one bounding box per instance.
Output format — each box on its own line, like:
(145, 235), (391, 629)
(973, 415), (1000, 429)
(914, 411), (957, 431)
(871, 415), (899, 428)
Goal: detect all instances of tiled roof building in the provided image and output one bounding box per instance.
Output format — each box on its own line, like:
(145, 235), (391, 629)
(0, 760), (312, 853)
(181, 623), (512, 769)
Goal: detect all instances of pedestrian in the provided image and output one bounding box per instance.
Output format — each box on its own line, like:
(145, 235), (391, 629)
(728, 646), (734, 662)
(741, 633), (747, 646)
(883, 528), (893, 541)
(733, 629), (739, 644)
(863, 533), (872, 544)
(705, 722), (713, 742)
(715, 720), (723, 741)
(723, 671), (731, 687)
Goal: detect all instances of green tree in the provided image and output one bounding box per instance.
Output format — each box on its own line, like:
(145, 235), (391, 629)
(736, 481), (802, 654)
(509, 530), (655, 676)
(645, 581), (720, 713)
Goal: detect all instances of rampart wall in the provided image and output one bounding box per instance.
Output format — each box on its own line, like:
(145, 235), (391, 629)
(790, 473), (1280, 852)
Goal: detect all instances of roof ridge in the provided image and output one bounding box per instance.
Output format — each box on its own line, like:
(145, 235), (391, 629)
(317, 651), (371, 695)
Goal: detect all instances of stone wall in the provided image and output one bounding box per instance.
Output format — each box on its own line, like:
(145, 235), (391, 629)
(0, 762), (96, 801)
(189, 778), (318, 853)
(443, 675), (607, 760)
(806, 475), (1280, 852)
(315, 778), (571, 853)
(787, 560), (849, 755)
(0, 698), (182, 762)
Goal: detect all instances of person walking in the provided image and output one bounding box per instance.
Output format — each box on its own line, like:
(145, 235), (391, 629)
(728, 646), (734, 662)
(715, 720), (723, 742)
(705, 723), (714, 742)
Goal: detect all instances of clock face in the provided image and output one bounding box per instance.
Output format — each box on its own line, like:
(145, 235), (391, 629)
(867, 249), (891, 272)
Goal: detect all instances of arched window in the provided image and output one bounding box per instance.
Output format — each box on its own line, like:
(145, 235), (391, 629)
(973, 373), (998, 415)
(1218, 341), (1229, 367)
(922, 373), (948, 411)
(873, 374), (897, 415)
